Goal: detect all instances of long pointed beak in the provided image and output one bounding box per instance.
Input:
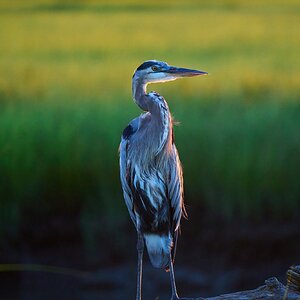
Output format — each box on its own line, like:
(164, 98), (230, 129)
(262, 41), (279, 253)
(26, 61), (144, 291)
(165, 66), (208, 77)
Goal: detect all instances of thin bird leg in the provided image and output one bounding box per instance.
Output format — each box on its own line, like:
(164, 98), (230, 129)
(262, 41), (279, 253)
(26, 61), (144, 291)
(136, 232), (144, 300)
(169, 253), (179, 300)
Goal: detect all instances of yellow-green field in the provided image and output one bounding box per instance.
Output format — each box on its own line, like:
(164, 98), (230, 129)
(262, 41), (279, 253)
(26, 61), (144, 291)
(0, 0), (300, 239)
(0, 0), (299, 99)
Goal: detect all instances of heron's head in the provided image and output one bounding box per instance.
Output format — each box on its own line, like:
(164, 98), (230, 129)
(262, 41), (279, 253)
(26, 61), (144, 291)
(133, 60), (208, 84)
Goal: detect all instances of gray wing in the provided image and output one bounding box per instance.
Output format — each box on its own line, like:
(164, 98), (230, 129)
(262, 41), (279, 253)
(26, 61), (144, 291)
(168, 144), (185, 233)
(119, 118), (139, 228)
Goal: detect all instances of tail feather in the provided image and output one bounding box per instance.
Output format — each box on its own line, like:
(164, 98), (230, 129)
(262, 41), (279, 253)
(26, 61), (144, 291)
(144, 234), (172, 269)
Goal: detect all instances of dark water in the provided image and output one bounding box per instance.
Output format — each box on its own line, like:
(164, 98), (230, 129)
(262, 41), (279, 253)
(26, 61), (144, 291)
(1, 212), (299, 300)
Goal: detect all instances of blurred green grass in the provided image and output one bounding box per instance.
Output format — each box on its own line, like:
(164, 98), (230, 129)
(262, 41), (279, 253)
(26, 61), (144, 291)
(0, 0), (300, 241)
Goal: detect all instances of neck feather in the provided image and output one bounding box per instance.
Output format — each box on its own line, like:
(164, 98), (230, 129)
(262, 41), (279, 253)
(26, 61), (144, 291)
(132, 77), (149, 111)
(132, 76), (173, 158)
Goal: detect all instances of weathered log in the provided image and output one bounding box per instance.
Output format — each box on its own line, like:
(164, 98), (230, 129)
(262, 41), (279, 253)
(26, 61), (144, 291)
(179, 265), (300, 300)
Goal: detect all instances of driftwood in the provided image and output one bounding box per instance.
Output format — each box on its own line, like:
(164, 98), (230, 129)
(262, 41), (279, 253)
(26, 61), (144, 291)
(179, 265), (300, 300)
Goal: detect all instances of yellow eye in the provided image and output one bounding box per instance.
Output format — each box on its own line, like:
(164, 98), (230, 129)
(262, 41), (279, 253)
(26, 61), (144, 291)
(151, 66), (158, 71)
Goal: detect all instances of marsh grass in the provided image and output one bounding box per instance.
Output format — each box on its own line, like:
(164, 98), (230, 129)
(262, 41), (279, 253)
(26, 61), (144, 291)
(1, 95), (300, 237)
(0, 0), (300, 242)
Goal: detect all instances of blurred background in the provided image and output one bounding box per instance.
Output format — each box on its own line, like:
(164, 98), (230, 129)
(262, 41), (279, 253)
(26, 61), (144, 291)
(0, 0), (300, 299)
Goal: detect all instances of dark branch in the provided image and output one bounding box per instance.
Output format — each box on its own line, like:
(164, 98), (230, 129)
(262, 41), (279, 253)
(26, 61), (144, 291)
(179, 265), (300, 300)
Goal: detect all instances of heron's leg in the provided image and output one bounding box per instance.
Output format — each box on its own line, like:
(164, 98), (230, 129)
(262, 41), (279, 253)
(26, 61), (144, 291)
(169, 254), (179, 300)
(136, 232), (144, 300)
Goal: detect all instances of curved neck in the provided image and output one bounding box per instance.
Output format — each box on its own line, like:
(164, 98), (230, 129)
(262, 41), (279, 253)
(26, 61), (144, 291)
(132, 76), (172, 155)
(132, 76), (149, 111)
(132, 76), (170, 118)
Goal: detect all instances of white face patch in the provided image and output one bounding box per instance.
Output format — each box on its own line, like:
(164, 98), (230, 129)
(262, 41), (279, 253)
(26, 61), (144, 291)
(146, 71), (177, 83)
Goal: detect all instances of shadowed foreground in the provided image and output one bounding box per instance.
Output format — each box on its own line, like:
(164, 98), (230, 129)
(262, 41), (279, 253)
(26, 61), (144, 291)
(2, 214), (299, 300)
(81, 264), (300, 300)
(179, 277), (299, 300)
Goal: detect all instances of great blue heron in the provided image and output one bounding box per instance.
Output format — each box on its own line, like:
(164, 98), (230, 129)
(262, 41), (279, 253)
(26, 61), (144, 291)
(119, 60), (207, 300)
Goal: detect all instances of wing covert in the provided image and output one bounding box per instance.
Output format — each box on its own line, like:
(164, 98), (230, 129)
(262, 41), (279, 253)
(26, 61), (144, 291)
(119, 123), (138, 228)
